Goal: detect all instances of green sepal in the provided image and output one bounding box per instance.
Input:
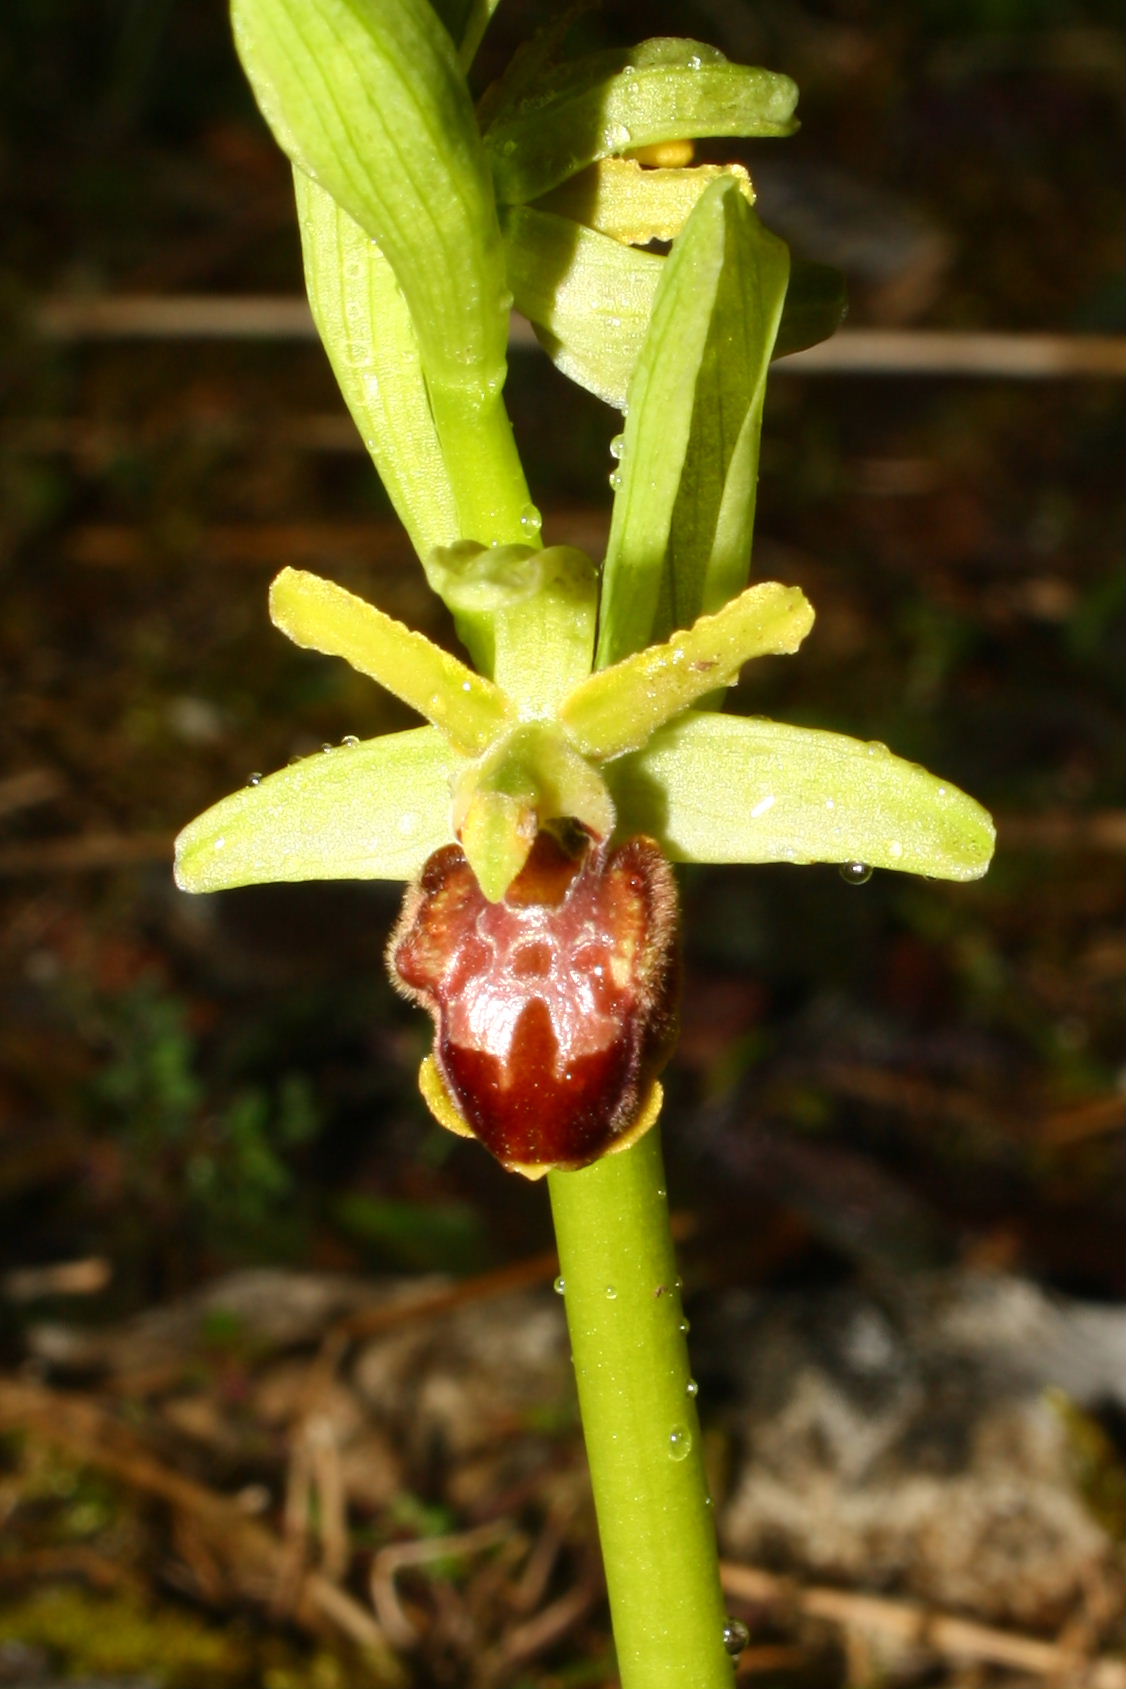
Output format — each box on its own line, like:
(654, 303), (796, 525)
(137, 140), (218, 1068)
(174, 727), (454, 892)
(453, 722), (615, 900)
(503, 205), (663, 409)
(231, 0), (507, 396)
(269, 568), (514, 757)
(610, 711), (995, 881)
(597, 178), (790, 668)
(562, 583), (813, 761)
(425, 542), (597, 711)
(293, 170), (459, 561)
(485, 38), (798, 205)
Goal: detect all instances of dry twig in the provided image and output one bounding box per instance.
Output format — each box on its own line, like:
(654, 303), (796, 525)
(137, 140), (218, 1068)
(720, 1561), (1126, 1688)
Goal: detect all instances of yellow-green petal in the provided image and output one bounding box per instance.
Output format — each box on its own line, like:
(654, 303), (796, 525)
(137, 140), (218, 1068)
(610, 712), (995, 881)
(269, 568), (514, 757)
(561, 584), (813, 762)
(174, 727), (454, 892)
(536, 156), (754, 245)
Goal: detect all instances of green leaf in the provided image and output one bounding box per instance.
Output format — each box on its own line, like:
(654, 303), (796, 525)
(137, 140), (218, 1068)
(562, 583), (813, 761)
(774, 257), (848, 360)
(611, 712), (995, 881)
(425, 542), (598, 711)
(231, 0), (507, 397)
(269, 568), (514, 756)
(293, 171), (460, 561)
(503, 205), (663, 409)
(485, 38), (798, 205)
(174, 727), (454, 892)
(597, 179), (790, 668)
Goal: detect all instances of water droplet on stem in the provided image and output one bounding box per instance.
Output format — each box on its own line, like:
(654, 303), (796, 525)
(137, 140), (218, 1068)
(668, 1424), (692, 1460)
(722, 1617), (750, 1655)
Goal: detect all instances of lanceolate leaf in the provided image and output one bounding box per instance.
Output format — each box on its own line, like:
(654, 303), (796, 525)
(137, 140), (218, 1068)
(597, 179), (790, 668)
(231, 0), (507, 396)
(174, 728), (455, 892)
(611, 712), (995, 881)
(293, 171), (459, 561)
(485, 38), (798, 205)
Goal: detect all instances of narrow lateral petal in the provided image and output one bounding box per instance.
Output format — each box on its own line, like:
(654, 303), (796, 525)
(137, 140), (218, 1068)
(174, 728), (454, 892)
(611, 712), (995, 881)
(269, 568), (514, 756)
(561, 584), (813, 761)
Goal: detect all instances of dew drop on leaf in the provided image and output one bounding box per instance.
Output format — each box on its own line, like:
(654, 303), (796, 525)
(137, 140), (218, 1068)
(839, 861), (873, 885)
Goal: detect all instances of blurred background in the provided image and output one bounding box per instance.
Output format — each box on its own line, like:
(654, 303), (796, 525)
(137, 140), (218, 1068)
(0, 2), (1122, 1685)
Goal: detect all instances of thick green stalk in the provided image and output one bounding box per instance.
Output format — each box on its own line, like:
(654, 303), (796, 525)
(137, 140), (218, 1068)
(427, 385), (539, 550)
(547, 1126), (734, 1689)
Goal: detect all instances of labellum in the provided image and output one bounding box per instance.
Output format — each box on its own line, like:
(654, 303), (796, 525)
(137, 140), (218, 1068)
(389, 829), (680, 1176)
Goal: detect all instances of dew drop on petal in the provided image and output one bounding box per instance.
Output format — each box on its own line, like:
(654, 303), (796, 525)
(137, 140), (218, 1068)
(553, 1275), (566, 1295)
(686, 1378), (699, 1398)
(246, 772), (262, 787)
(321, 743), (334, 754)
(340, 734), (359, 747)
(605, 1285), (617, 1300)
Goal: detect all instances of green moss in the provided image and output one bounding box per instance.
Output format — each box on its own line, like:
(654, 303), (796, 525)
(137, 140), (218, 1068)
(0, 1586), (252, 1684)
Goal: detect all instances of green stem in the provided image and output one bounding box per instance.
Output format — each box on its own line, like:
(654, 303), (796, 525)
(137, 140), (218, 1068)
(547, 1125), (734, 1689)
(428, 384), (539, 550)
